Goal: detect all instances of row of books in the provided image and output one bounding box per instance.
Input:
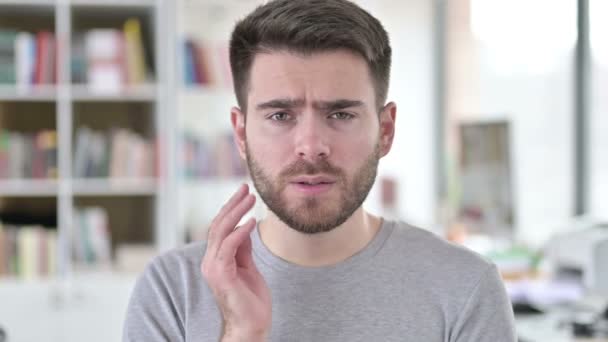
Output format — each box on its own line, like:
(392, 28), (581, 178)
(72, 207), (111, 267)
(72, 18), (151, 92)
(0, 29), (56, 86)
(74, 127), (156, 178)
(183, 38), (232, 88)
(0, 130), (58, 179)
(182, 132), (247, 179)
(0, 223), (57, 279)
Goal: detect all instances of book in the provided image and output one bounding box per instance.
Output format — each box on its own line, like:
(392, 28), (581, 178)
(15, 32), (36, 89)
(183, 39), (232, 88)
(0, 132), (10, 178)
(72, 207), (111, 267)
(7, 132), (24, 178)
(85, 29), (125, 92)
(0, 29), (18, 84)
(0, 29), (57, 86)
(71, 33), (87, 84)
(0, 130), (58, 179)
(45, 32), (56, 84)
(17, 226), (40, 280)
(74, 127), (155, 178)
(74, 127), (92, 178)
(42, 130), (58, 178)
(193, 41), (211, 85)
(6, 227), (18, 276)
(0, 224), (58, 279)
(123, 18), (147, 85)
(34, 31), (55, 85)
(181, 132), (246, 179)
(109, 129), (130, 178)
(184, 40), (197, 85)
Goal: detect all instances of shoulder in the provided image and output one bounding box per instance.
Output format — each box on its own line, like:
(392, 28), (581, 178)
(389, 221), (492, 267)
(387, 221), (493, 268)
(143, 240), (209, 282)
(382, 220), (497, 293)
(124, 241), (211, 340)
(382, 220), (513, 330)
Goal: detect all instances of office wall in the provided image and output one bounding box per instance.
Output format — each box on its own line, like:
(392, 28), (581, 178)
(446, 0), (576, 246)
(590, 61), (608, 221)
(359, 0), (437, 229)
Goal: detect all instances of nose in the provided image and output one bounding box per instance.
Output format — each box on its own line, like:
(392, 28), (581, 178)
(293, 114), (330, 162)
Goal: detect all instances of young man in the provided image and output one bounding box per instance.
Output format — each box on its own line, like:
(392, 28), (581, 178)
(123, 0), (517, 341)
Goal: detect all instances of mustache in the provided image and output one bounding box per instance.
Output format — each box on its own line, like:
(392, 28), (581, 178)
(279, 159), (343, 178)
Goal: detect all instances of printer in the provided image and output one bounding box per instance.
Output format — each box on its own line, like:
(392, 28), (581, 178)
(546, 220), (608, 296)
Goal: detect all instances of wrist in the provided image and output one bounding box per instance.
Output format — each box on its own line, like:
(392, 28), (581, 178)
(221, 332), (267, 342)
(221, 324), (268, 342)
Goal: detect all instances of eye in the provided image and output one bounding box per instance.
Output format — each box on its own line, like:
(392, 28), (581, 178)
(329, 112), (354, 120)
(269, 112), (292, 121)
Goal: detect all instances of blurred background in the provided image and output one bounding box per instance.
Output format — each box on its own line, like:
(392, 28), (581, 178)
(0, 0), (606, 341)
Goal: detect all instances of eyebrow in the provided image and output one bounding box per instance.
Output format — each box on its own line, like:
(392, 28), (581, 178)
(255, 98), (365, 111)
(256, 98), (305, 111)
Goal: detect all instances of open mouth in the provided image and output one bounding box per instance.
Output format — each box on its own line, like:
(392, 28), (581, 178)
(296, 181), (333, 185)
(291, 180), (335, 195)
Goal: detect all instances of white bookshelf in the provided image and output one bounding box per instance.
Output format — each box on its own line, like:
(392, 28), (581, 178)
(0, 179), (59, 197)
(0, 0), (56, 6)
(0, 0), (170, 282)
(0, 1), (172, 339)
(69, 0), (157, 7)
(167, 0), (266, 246)
(0, 85), (57, 101)
(70, 84), (158, 102)
(71, 178), (158, 196)
(0, 1), (264, 341)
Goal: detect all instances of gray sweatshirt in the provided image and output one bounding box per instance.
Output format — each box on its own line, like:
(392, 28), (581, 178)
(123, 220), (517, 341)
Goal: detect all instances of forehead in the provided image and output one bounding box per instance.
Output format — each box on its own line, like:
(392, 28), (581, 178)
(247, 49), (375, 107)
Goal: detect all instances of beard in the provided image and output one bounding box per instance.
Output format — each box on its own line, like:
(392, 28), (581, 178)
(246, 142), (380, 235)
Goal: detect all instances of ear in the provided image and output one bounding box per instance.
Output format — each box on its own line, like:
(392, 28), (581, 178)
(379, 102), (397, 157)
(380, 102), (397, 157)
(231, 106), (247, 160)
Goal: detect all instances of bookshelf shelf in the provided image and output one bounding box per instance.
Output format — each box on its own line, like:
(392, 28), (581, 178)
(70, 84), (157, 102)
(69, 0), (157, 7)
(0, 85), (57, 102)
(0, 0), (169, 287)
(72, 178), (157, 196)
(180, 177), (247, 188)
(0, 0), (54, 7)
(0, 179), (58, 196)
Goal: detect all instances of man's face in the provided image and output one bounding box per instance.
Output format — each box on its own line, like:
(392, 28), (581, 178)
(232, 50), (394, 234)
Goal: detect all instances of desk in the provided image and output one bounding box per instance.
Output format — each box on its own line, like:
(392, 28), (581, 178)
(517, 310), (608, 342)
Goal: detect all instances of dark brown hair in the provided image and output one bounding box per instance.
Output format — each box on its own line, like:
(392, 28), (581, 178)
(229, 0), (392, 112)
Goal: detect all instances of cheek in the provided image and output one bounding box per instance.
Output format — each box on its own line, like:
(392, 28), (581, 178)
(335, 138), (378, 172)
(340, 124), (378, 153)
(246, 126), (291, 165)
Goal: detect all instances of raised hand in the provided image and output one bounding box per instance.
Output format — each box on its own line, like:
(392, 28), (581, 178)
(201, 184), (272, 342)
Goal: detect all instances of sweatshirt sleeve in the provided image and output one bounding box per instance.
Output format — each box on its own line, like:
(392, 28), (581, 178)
(450, 264), (517, 342)
(122, 256), (186, 342)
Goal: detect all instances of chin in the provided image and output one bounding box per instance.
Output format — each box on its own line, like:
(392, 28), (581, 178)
(278, 205), (349, 235)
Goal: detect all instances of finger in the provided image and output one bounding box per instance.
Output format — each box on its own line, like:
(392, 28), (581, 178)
(216, 217), (256, 264)
(212, 193), (255, 252)
(235, 219), (256, 268)
(206, 184), (249, 245)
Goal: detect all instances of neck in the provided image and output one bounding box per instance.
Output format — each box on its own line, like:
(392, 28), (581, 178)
(257, 207), (383, 267)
